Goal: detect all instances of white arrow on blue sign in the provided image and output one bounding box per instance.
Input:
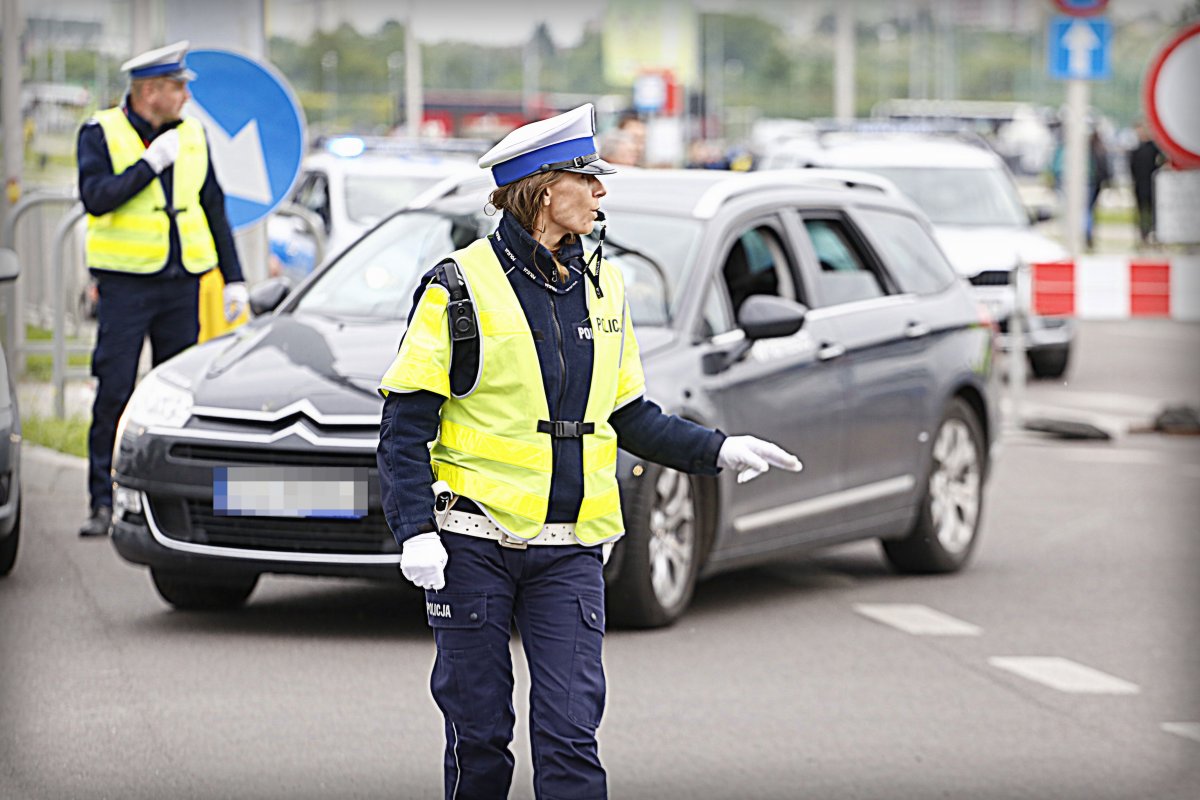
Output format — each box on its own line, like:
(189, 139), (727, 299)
(1048, 15), (1112, 80)
(183, 50), (307, 231)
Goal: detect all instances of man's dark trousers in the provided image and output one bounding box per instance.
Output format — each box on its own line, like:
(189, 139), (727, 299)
(87, 272), (200, 509)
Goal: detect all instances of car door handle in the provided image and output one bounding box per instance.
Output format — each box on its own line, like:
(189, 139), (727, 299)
(905, 321), (930, 339)
(817, 342), (845, 361)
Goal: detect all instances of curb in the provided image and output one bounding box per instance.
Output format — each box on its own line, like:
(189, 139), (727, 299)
(23, 442), (87, 494)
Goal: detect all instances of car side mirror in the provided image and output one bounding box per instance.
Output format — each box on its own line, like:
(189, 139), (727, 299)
(0, 249), (20, 283)
(737, 294), (807, 341)
(249, 276), (294, 316)
(1029, 205), (1055, 223)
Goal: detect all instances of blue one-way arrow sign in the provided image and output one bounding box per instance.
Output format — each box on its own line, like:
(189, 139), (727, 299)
(183, 50), (307, 231)
(1048, 15), (1112, 80)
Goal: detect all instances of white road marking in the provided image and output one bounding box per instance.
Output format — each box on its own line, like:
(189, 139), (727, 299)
(1161, 722), (1200, 743)
(853, 603), (982, 636)
(989, 657), (1140, 694)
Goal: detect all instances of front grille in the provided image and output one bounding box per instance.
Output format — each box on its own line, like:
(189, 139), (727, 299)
(169, 443), (375, 469)
(148, 494), (396, 555)
(969, 270), (1012, 286)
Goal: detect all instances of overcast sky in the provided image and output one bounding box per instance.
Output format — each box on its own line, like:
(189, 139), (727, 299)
(26, 0), (1199, 49)
(263, 0), (1195, 45)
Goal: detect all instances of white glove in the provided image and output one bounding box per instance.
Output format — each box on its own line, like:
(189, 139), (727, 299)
(400, 532), (449, 591)
(222, 281), (249, 322)
(717, 435), (803, 484)
(142, 128), (180, 173)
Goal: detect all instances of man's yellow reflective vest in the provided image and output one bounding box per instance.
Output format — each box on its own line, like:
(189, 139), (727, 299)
(85, 107), (218, 274)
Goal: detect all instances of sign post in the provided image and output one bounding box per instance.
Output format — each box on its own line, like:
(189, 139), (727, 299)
(1047, 12), (1112, 258)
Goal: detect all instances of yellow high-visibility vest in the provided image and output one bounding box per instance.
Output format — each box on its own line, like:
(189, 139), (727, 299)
(380, 238), (646, 544)
(85, 108), (217, 274)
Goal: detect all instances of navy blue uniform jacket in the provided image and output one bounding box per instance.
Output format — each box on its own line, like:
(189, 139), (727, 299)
(76, 97), (243, 285)
(378, 211), (725, 544)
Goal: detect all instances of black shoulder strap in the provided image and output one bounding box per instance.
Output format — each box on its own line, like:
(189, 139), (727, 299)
(439, 258), (467, 302)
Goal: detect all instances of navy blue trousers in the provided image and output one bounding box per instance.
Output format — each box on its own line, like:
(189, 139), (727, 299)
(425, 533), (608, 800)
(87, 273), (199, 508)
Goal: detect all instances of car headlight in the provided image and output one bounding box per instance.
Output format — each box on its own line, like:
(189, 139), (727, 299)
(115, 368), (195, 448)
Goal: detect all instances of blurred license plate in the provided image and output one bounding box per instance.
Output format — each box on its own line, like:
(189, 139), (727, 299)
(213, 466), (368, 518)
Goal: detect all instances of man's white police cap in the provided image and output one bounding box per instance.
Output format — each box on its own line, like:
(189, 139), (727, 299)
(120, 40), (196, 82)
(478, 103), (616, 186)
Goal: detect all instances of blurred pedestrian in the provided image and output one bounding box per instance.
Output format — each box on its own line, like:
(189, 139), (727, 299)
(615, 111), (646, 165)
(1085, 129), (1111, 251)
(1128, 121), (1164, 247)
(76, 41), (247, 537)
(599, 128), (639, 166)
(377, 103), (801, 799)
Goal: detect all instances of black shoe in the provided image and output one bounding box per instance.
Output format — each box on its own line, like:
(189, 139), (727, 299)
(79, 505), (113, 537)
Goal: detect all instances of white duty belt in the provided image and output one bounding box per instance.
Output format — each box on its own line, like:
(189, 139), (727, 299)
(439, 509), (616, 564)
(439, 509), (580, 548)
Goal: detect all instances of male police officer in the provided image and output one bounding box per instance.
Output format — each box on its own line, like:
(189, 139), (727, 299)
(77, 41), (247, 537)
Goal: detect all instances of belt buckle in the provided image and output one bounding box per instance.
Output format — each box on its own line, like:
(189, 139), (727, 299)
(497, 532), (529, 550)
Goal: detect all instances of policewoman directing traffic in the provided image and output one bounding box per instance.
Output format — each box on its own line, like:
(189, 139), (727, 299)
(377, 104), (801, 799)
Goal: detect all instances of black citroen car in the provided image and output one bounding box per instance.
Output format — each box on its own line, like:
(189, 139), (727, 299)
(111, 168), (997, 627)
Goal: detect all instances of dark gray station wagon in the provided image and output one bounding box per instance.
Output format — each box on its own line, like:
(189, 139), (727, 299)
(111, 168), (998, 627)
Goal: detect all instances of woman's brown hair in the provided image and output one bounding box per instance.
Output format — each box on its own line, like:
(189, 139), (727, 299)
(488, 171), (572, 282)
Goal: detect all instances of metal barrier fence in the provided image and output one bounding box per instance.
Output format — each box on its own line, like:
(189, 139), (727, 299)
(2, 190), (328, 418)
(2, 188), (94, 417)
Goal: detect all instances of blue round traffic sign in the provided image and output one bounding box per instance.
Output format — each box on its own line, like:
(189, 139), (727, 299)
(185, 50), (306, 231)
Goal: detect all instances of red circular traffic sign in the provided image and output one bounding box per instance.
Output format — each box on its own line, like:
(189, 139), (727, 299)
(1143, 22), (1200, 169)
(1052, 0), (1108, 16)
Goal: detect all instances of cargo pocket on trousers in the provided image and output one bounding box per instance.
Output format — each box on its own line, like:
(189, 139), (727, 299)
(427, 593), (501, 726)
(567, 594), (607, 729)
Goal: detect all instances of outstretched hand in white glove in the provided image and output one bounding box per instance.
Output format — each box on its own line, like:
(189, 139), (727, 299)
(142, 128), (180, 173)
(222, 281), (249, 323)
(400, 532), (449, 591)
(717, 435), (803, 484)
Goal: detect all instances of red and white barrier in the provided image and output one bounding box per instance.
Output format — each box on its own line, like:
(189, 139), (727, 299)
(1030, 256), (1200, 321)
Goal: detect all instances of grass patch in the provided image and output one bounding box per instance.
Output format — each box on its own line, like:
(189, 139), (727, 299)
(1095, 206), (1135, 225)
(22, 323), (92, 381)
(22, 413), (89, 459)
(24, 353), (91, 382)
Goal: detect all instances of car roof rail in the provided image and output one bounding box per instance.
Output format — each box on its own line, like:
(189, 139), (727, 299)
(692, 168), (903, 219)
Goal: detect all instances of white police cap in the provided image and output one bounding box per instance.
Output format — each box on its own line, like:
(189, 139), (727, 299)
(120, 40), (196, 82)
(478, 103), (616, 186)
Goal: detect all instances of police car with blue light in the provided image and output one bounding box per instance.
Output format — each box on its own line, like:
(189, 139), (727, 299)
(110, 143), (998, 626)
(267, 135), (484, 283)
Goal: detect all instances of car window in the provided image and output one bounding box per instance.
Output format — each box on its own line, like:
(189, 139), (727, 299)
(859, 166), (1028, 227)
(720, 225), (796, 319)
(699, 276), (736, 339)
(803, 217), (886, 307)
(582, 209), (702, 327)
(344, 174), (445, 226)
(855, 209), (957, 295)
(292, 211), (488, 320)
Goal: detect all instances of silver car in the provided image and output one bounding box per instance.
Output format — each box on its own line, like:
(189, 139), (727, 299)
(110, 168), (997, 628)
(757, 129), (1074, 379)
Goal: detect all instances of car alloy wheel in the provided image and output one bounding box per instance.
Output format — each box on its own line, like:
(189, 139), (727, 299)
(607, 463), (706, 628)
(883, 398), (985, 574)
(647, 467), (696, 611)
(928, 417), (981, 555)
